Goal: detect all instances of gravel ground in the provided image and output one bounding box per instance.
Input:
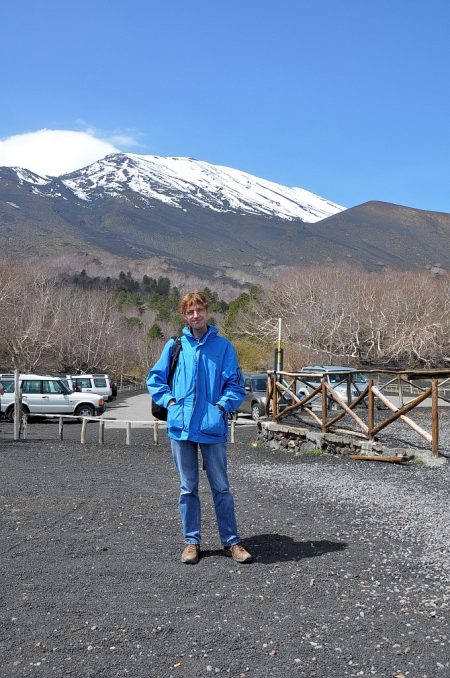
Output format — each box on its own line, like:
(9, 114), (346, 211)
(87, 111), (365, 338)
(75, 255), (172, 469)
(0, 424), (449, 678)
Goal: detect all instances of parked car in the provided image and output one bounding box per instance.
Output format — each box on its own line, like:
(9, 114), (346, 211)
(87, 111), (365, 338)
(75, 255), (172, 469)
(0, 375), (106, 421)
(237, 373), (268, 420)
(296, 365), (368, 409)
(59, 373), (114, 402)
(237, 372), (297, 421)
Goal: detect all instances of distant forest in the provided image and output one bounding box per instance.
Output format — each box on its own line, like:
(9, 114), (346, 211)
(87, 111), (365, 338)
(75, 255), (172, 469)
(1, 260), (449, 377)
(61, 269), (228, 310)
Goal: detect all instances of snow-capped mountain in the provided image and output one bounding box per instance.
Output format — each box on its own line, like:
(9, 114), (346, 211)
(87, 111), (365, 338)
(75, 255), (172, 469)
(1, 154), (449, 287)
(23, 153), (344, 222)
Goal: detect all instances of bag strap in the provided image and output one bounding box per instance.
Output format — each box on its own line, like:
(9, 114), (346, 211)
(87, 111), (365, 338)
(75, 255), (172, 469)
(167, 336), (182, 387)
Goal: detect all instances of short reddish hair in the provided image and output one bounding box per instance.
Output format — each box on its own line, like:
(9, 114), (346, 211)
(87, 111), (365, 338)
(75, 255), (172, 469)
(180, 290), (210, 315)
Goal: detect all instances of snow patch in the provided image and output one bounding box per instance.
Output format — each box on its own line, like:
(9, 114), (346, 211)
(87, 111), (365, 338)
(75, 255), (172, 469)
(59, 153), (344, 222)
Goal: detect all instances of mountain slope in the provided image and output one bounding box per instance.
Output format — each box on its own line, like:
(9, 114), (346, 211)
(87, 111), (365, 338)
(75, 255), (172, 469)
(0, 154), (343, 281)
(60, 153), (344, 222)
(1, 156), (449, 288)
(306, 201), (450, 271)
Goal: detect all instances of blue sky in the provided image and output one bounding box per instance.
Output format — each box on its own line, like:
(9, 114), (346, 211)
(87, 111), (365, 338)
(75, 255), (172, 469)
(2, 0), (450, 212)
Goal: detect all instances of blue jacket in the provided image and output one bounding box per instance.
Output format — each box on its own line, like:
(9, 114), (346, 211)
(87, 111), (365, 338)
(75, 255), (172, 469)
(147, 325), (246, 443)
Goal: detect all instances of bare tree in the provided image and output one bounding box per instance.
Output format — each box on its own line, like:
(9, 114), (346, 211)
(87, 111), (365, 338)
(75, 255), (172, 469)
(231, 266), (450, 368)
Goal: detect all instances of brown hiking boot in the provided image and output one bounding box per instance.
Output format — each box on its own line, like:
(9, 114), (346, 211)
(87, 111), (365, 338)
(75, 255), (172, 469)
(224, 543), (253, 563)
(181, 544), (200, 564)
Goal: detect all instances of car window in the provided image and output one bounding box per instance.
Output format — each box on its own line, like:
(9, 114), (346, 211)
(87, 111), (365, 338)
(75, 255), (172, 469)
(73, 378), (91, 389)
(352, 373), (367, 384)
(21, 380), (42, 394)
(93, 378), (107, 387)
(329, 374), (346, 384)
(43, 380), (70, 394)
(58, 380), (72, 394)
(2, 381), (14, 393)
(302, 376), (320, 386)
(251, 377), (267, 391)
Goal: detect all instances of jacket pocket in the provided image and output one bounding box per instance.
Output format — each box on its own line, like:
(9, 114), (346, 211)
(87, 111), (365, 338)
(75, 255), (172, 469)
(167, 401), (184, 433)
(199, 402), (227, 437)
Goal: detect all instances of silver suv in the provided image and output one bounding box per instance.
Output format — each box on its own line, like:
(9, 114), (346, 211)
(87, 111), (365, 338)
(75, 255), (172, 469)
(296, 365), (368, 410)
(0, 375), (106, 421)
(59, 374), (114, 401)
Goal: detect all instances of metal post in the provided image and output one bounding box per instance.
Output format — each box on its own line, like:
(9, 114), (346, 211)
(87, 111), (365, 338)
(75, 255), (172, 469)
(58, 417), (64, 441)
(276, 318), (283, 371)
(126, 421), (131, 445)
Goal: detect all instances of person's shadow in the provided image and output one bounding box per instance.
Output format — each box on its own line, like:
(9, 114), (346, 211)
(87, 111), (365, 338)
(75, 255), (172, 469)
(246, 533), (348, 564)
(202, 533), (348, 564)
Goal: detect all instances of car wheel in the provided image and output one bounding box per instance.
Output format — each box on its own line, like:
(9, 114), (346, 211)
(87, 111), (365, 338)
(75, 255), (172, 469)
(6, 405), (29, 422)
(75, 404), (95, 418)
(251, 402), (264, 421)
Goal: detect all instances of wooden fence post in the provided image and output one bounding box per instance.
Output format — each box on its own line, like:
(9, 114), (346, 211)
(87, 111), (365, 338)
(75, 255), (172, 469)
(22, 413), (28, 439)
(321, 379), (328, 432)
(432, 378), (439, 458)
(368, 379), (374, 440)
(98, 419), (105, 444)
(273, 375), (278, 419)
(230, 417), (236, 443)
(81, 418), (87, 444)
(13, 370), (21, 440)
(58, 417), (64, 441)
(126, 422), (131, 445)
(398, 375), (403, 407)
(153, 420), (159, 444)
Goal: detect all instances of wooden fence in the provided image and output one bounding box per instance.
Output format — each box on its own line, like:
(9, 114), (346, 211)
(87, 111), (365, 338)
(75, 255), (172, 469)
(14, 412), (255, 445)
(267, 368), (450, 458)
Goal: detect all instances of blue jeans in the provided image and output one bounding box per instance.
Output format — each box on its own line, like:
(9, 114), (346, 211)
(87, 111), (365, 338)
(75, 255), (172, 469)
(170, 439), (240, 547)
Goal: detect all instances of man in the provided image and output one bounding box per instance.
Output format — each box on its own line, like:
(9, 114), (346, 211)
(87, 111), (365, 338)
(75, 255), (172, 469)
(147, 290), (252, 565)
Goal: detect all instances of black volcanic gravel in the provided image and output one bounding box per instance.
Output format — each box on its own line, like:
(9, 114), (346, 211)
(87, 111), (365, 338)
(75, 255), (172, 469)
(0, 425), (449, 677)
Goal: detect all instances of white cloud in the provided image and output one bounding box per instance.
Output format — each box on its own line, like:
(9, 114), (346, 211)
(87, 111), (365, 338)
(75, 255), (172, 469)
(108, 134), (140, 147)
(0, 129), (120, 176)
(75, 121), (142, 149)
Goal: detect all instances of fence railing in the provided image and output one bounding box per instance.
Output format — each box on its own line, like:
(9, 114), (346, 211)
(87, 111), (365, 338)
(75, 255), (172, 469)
(267, 368), (450, 458)
(11, 412), (255, 445)
(116, 381), (147, 394)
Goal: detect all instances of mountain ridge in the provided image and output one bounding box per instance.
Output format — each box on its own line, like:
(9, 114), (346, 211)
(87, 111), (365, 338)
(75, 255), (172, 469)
(1, 155), (449, 290)
(8, 153), (344, 222)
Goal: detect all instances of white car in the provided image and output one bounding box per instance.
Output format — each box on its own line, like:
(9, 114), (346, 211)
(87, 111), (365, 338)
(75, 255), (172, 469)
(0, 375), (106, 421)
(60, 373), (114, 401)
(297, 365), (368, 410)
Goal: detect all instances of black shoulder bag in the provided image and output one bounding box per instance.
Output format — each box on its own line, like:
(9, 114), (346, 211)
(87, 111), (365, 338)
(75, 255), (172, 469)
(151, 336), (182, 421)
